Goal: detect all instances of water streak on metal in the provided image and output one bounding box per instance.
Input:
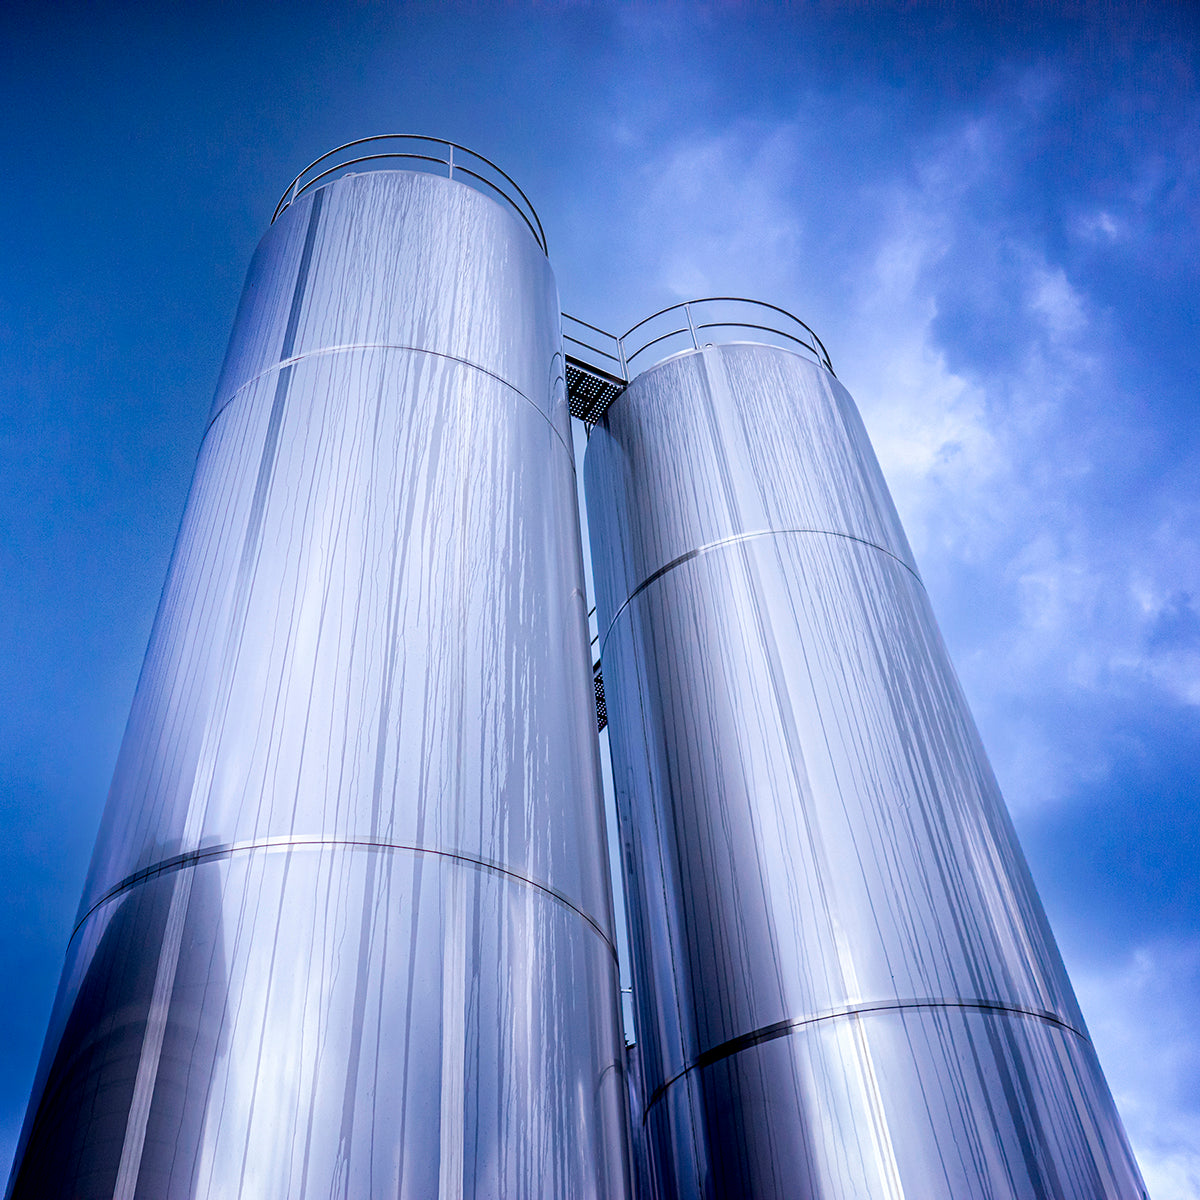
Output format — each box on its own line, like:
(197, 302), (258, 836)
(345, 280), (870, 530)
(271, 135), (547, 254)
(585, 338), (1147, 1199)
(8, 168), (630, 1199)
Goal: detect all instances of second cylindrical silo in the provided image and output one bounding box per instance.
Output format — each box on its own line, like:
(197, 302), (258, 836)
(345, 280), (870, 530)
(8, 149), (630, 1199)
(585, 312), (1145, 1199)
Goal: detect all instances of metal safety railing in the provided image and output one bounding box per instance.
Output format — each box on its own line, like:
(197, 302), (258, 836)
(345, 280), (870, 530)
(619, 297), (834, 377)
(563, 315), (627, 425)
(564, 297), (834, 386)
(563, 314), (625, 381)
(563, 297), (835, 426)
(272, 135), (548, 254)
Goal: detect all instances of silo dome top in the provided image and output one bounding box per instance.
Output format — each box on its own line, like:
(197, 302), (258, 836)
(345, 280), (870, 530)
(618, 297), (834, 378)
(562, 297), (835, 425)
(272, 134), (547, 254)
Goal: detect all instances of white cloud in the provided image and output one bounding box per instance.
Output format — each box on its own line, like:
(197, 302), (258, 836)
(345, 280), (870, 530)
(627, 121), (807, 303)
(1073, 938), (1200, 1200)
(821, 97), (1200, 798)
(1074, 208), (1127, 243)
(1114, 584), (1200, 707)
(845, 195), (1006, 569)
(1028, 264), (1087, 340)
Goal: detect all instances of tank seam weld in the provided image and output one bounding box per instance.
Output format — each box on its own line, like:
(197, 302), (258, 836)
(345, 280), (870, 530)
(640, 997), (1091, 1122)
(204, 342), (574, 464)
(599, 528), (923, 655)
(73, 836), (617, 963)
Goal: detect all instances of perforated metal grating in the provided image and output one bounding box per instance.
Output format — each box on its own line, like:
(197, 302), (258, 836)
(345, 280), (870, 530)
(593, 661), (607, 732)
(567, 360), (625, 425)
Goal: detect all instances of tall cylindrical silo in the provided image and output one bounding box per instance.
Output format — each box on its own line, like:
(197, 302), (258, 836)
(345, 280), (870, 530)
(8, 147), (631, 1199)
(585, 308), (1146, 1199)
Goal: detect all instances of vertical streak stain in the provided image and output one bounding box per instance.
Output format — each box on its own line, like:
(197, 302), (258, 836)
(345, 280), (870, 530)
(111, 189), (326, 1200)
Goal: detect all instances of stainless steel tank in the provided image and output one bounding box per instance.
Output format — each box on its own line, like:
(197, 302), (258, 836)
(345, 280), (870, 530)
(585, 309), (1146, 1199)
(8, 145), (631, 1199)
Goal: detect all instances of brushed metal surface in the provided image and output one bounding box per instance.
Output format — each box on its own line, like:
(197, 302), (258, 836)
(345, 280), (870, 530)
(9, 169), (630, 1199)
(14, 849), (628, 1199)
(585, 342), (1146, 1199)
(211, 171), (566, 434)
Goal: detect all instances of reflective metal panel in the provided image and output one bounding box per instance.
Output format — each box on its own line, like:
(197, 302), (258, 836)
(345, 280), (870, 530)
(211, 171), (565, 432)
(78, 346), (604, 921)
(646, 1007), (1145, 1200)
(10, 168), (630, 1199)
(585, 341), (1145, 1198)
(13, 848), (628, 1199)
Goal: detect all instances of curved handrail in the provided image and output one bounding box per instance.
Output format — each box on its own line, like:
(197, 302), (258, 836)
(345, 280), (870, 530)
(272, 135), (547, 254)
(618, 297), (834, 377)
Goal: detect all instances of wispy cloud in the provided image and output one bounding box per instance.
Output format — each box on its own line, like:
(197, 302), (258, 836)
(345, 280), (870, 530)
(1074, 937), (1200, 1200)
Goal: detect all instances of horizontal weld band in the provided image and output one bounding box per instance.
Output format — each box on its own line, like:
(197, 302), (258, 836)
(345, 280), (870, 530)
(73, 836), (615, 963)
(601, 527), (923, 655)
(642, 997), (1090, 1122)
(206, 341), (573, 465)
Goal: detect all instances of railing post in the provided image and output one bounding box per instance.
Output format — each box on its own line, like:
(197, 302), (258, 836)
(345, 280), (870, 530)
(447, 142), (454, 180)
(684, 302), (700, 350)
(617, 334), (628, 381)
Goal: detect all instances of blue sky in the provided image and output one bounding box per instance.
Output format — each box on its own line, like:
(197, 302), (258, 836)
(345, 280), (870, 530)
(1, 2), (1197, 1193)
